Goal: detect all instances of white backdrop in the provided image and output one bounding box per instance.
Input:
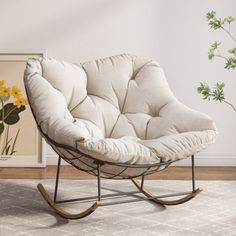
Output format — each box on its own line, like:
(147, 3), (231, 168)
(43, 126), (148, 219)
(0, 0), (235, 166)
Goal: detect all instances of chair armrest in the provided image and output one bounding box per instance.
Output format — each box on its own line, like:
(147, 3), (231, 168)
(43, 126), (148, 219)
(159, 100), (217, 133)
(41, 118), (92, 147)
(24, 59), (90, 146)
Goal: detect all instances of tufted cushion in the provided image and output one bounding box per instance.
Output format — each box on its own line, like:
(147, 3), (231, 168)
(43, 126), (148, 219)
(24, 54), (217, 165)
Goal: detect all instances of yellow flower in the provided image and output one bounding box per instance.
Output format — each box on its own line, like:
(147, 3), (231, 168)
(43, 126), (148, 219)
(0, 80), (5, 88)
(14, 97), (28, 108)
(11, 85), (22, 98)
(0, 86), (11, 96)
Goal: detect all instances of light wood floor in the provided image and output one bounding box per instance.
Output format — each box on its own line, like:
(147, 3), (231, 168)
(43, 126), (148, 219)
(0, 167), (235, 180)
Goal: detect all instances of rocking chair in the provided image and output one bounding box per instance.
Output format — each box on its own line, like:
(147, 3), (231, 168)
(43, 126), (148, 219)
(24, 54), (217, 219)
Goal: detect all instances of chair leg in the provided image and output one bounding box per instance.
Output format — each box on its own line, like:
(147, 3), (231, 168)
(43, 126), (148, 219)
(131, 155), (202, 206)
(191, 155), (196, 192)
(37, 156), (100, 220)
(97, 162), (101, 201)
(54, 156), (61, 203)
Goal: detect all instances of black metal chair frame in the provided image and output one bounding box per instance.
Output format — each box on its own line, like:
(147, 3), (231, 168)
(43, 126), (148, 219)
(37, 151), (202, 220)
(53, 154), (198, 205)
(25, 85), (202, 220)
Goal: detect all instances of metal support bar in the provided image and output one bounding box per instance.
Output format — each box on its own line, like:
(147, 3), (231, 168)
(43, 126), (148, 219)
(56, 190), (141, 204)
(56, 189), (193, 206)
(191, 155), (196, 192)
(141, 175), (145, 190)
(54, 156), (61, 203)
(100, 191), (193, 206)
(97, 162), (101, 201)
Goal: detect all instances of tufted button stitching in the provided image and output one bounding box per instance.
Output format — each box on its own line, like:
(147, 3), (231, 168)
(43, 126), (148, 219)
(64, 55), (173, 140)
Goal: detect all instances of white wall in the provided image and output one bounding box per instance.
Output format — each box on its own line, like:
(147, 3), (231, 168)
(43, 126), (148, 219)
(159, 0), (236, 166)
(0, 0), (235, 166)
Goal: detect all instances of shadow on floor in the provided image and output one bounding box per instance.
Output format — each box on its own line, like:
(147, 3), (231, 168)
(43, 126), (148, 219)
(0, 179), (166, 230)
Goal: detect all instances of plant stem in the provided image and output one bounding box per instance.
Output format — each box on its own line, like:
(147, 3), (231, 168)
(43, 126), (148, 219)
(1, 100), (4, 121)
(10, 128), (20, 155)
(0, 133), (2, 153)
(223, 100), (236, 111)
(221, 26), (236, 42)
(1, 137), (13, 155)
(2, 125), (9, 155)
(215, 54), (228, 61)
(0, 99), (3, 153)
(5, 125), (9, 155)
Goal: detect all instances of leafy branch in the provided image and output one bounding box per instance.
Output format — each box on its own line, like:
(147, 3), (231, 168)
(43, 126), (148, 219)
(198, 11), (236, 111)
(197, 82), (236, 111)
(207, 11), (236, 69)
(207, 11), (236, 41)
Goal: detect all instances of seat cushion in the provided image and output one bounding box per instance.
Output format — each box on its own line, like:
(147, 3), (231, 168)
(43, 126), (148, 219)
(139, 130), (216, 162)
(76, 130), (215, 165)
(76, 136), (160, 165)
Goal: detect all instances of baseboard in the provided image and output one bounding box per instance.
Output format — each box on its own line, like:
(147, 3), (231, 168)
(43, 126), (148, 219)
(47, 155), (69, 165)
(172, 155), (236, 167)
(46, 154), (236, 167)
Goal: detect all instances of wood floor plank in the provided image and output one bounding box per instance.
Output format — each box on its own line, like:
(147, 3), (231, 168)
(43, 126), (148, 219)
(0, 166), (235, 180)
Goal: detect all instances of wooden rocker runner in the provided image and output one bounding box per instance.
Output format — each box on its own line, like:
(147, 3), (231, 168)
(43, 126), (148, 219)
(24, 54), (217, 219)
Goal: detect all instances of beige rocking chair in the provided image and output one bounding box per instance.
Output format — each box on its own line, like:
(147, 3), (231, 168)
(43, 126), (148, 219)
(24, 54), (217, 219)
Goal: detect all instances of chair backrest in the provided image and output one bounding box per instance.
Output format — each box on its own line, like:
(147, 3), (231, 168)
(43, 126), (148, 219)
(24, 54), (175, 140)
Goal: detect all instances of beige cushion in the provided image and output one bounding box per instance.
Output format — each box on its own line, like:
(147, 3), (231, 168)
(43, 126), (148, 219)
(24, 54), (217, 165)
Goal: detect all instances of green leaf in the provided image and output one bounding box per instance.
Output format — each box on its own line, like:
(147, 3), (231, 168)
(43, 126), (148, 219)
(197, 82), (212, 100)
(206, 11), (224, 30)
(212, 88), (225, 102)
(228, 48), (236, 56)
(224, 16), (235, 24)
(210, 41), (221, 50)
(206, 11), (216, 21)
(208, 41), (221, 60)
(0, 95), (10, 102)
(208, 18), (223, 29)
(225, 57), (236, 69)
(216, 82), (225, 90)
(0, 123), (4, 135)
(0, 103), (25, 125)
(208, 50), (214, 60)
